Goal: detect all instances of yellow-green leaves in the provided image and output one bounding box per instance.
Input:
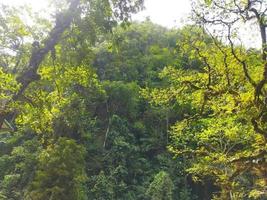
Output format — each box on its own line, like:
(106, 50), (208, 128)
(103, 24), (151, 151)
(16, 65), (105, 141)
(0, 68), (20, 112)
(142, 24), (267, 198)
(204, 0), (213, 6)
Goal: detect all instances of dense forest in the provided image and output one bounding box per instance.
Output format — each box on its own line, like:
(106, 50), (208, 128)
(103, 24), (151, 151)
(0, 0), (266, 199)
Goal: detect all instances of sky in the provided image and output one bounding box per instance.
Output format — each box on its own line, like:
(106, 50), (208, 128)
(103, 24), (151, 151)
(0, 0), (192, 28)
(133, 0), (192, 28)
(0, 0), (49, 10)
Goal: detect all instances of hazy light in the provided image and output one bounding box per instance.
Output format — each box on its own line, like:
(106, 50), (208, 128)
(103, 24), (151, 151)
(1, 0), (192, 28)
(0, 0), (261, 48)
(132, 0), (192, 28)
(0, 0), (49, 10)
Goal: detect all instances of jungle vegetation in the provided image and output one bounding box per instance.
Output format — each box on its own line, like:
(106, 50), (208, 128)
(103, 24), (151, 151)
(0, 0), (266, 199)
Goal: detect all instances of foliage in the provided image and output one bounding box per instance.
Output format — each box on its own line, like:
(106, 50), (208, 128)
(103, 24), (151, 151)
(143, 1), (267, 197)
(1, 0), (266, 199)
(27, 138), (87, 200)
(146, 171), (174, 200)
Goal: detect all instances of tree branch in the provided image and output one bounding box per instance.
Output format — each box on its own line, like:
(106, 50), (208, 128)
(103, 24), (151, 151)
(0, 0), (81, 128)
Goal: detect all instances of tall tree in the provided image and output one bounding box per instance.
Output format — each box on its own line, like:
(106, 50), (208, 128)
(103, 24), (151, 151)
(144, 1), (267, 199)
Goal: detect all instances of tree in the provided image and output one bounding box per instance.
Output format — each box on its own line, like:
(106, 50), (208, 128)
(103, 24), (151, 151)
(0, 1), (144, 200)
(27, 138), (87, 200)
(144, 0), (267, 199)
(190, 1), (267, 198)
(0, 0), (144, 127)
(146, 171), (174, 200)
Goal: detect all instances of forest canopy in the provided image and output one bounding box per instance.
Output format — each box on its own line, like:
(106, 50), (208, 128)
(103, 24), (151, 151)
(0, 0), (266, 200)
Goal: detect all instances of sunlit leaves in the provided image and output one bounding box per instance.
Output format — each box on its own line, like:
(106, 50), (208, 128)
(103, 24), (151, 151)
(204, 0), (213, 6)
(16, 65), (105, 139)
(143, 24), (267, 198)
(0, 68), (20, 112)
